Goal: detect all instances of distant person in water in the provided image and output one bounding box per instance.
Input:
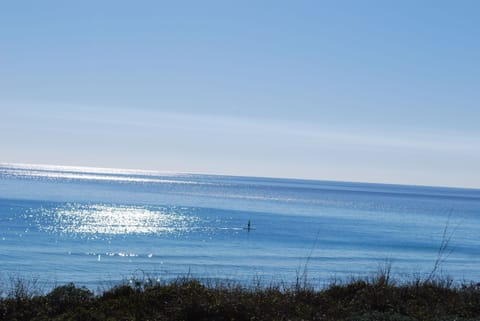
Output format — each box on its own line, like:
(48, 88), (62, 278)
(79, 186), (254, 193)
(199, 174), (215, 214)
(247, 220), (251, 231)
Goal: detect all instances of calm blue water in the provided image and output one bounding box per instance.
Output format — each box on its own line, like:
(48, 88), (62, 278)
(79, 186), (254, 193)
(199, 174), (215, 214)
(0, 164), (479, 289)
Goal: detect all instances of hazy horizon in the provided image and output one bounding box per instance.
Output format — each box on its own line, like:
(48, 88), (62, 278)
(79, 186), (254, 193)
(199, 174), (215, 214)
(1, 161), (479, 191)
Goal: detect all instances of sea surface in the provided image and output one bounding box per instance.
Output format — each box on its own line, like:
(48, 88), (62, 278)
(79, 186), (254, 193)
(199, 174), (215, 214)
(0, 163), (479, 289)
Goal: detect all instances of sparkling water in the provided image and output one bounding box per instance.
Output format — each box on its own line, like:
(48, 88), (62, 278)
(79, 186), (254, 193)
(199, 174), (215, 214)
(0, 163), (479, 289)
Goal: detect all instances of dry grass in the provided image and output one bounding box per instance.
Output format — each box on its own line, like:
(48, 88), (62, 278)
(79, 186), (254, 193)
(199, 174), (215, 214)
(1, 271), (480, 321)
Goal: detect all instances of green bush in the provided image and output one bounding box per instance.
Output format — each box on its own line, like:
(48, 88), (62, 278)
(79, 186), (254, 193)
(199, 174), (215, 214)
(0, 275), (479, 321)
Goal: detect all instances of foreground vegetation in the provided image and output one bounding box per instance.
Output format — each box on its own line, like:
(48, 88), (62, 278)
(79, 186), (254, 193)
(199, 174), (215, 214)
(1, 273), (480, 321)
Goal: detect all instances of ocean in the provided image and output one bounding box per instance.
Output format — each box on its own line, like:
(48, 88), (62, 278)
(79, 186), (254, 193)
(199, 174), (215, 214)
(0, 164), (479, 289)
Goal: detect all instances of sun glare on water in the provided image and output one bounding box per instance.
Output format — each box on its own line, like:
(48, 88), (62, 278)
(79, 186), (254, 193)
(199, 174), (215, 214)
(36, 204), (198, 236)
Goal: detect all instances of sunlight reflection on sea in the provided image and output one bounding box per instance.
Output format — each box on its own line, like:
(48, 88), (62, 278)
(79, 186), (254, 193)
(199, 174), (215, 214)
(34, 204), (199, 236)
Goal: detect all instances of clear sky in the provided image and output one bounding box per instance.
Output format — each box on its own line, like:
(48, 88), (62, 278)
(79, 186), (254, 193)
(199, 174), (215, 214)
(1, 1), (479, 188)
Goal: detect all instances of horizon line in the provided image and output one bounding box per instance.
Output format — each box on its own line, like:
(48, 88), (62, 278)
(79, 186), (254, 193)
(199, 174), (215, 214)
(1, 162), (479, 192)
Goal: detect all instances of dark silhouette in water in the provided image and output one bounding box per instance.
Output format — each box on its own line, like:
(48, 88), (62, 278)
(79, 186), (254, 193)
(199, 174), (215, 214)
(245, 220), (255, 231)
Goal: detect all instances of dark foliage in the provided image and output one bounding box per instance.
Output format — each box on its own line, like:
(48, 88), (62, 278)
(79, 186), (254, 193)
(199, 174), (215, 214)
(1, 275), (480, 321)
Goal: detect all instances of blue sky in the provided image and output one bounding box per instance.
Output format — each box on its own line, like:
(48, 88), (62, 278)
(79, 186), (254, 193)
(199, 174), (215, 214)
(1, 1), (479, 188)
